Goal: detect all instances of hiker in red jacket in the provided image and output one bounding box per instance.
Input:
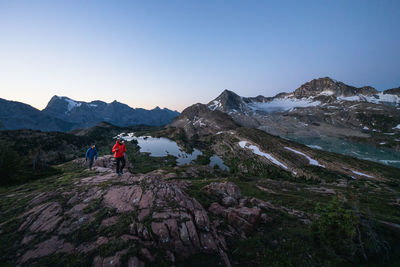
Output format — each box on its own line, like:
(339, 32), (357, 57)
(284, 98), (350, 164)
(112, 138), (127, 176)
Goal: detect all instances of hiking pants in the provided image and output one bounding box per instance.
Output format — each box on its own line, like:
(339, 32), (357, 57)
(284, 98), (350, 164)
(88, 158), (94, 170)
(116, 156), (125, 174)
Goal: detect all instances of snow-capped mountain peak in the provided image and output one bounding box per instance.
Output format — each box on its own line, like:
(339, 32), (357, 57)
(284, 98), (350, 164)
(207, 77), (399, 115)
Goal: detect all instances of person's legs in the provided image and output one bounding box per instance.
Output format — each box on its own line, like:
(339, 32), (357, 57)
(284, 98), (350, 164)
(120, 157), (126, 174)
(89, 158), (94, 170)
(116, 157), (121, 174)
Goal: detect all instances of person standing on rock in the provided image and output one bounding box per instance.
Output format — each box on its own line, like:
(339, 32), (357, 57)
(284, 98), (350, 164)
(112, 138), (127, 176)
(85, 145), (98, 170)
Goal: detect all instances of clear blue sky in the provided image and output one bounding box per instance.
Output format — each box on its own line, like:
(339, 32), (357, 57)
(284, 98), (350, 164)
(0, 0), (399, 111)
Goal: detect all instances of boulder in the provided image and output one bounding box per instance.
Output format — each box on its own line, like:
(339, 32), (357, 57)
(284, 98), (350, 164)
(208, 202), (261, 235)
(202, 182), (242, 201)
(21, 236), (74, 263)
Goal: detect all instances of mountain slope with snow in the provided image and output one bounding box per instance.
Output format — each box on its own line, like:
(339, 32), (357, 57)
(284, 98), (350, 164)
(206, 77), (400, 166)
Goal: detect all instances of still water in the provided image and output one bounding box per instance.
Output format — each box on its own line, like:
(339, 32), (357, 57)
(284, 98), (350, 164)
(284, 134), (400, 168)
(117, 133), (230, 170)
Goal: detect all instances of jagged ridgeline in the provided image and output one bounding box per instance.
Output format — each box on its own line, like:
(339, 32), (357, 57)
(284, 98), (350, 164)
(1, 78), (400, 266)
(0, 96), (180, 132)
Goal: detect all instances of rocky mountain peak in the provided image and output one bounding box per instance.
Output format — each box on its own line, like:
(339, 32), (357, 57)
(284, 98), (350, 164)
(208, 89), (245, 112)
(384, 86), (400, 96)
(170, 103), (237, 138)
(293, 77), (378, 98)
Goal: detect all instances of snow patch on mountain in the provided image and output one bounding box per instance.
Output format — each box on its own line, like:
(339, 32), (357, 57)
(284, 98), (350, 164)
(192, 116), (206, 127)
(61, 97), (82, 111)
(338, 93), (399, 105)
(249, 98), (321, 113)
(239, 141), (288, 169)
(319, 90), (335, 96)
(351, 170), (373, 178)
(208, 100), (222, 111)
(284, 147), (325, 168)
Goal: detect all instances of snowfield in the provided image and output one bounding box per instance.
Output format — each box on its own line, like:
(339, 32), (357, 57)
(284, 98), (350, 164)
(338, 93), (399, 105)
(351, 170), (374, 178)
(239, 141), (288, 169)
(284, 147), (325, 168)
(249, 97), (321, 113)
(62, 97), (82, 111)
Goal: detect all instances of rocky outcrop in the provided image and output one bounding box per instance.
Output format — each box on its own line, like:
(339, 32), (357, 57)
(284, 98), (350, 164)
(209, 202), (261, 236)
(202, 181), (242, 206)
(169, 103), (238, 138)
(202, 182), (314, 237)
(16, 156), (231, 266)
(202, 182), (262, 236)
(102, 175), (230, 262)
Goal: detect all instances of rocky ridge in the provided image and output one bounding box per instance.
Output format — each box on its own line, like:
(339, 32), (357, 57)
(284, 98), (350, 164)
(0, 96), (179, 132)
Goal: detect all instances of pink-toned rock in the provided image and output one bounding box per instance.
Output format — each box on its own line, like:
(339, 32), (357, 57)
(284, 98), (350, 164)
(209, 202), (226, 217)
(29, 192), (57, 206)
(21, 236), (74, 263)
(151, 222), (169, 242)
(222, 196), (238, 207)
(137, 223), (151, 240)
(164, 173), (178, 179)
(179, 222), (191, 246)
(261, 213), (272, 224)
(202, 182), (241, 200)
(21, 235), (36, 245)
(77, 236), (109, 253)
(140, 247), (155, 262)
(80, 172), (116, 185)
(152, 211), (171, 220)
(19, 202), (62, 233)
(92, 155), (133, 171)
(138, 208), (150, 221)
(57, 210), (97, 235)
(139, 190), (155, 208)
(127, 257), (145, 267)
(103, 186), (142, 212)
(93, 249), (129, 267)
(121, 234), (140, 242)
(209, 202), (261, 235)
(100, 216), (119, 228)
(67, 203), (88, 214)
(200, 232), (218, 252)
(185, 220), (201, 248)
(93, 255), (120, 267)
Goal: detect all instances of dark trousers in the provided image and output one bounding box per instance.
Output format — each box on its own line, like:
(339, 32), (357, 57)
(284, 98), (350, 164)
(116, 157), (125, 174)
(88, 158), (94, 170)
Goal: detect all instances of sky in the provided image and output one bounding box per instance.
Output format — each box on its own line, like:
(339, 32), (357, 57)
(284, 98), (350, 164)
(0, 0), (399, 111)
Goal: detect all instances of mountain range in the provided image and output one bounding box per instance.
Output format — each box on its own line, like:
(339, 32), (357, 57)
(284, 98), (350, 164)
(2, 78), (400, 266)
(205, 77), (400, 165)
(0, 96), (180, 132)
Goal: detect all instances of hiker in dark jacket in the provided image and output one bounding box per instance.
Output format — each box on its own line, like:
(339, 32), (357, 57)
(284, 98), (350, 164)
(85, 145), (98, 170)
(112, 139), (127, 176)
